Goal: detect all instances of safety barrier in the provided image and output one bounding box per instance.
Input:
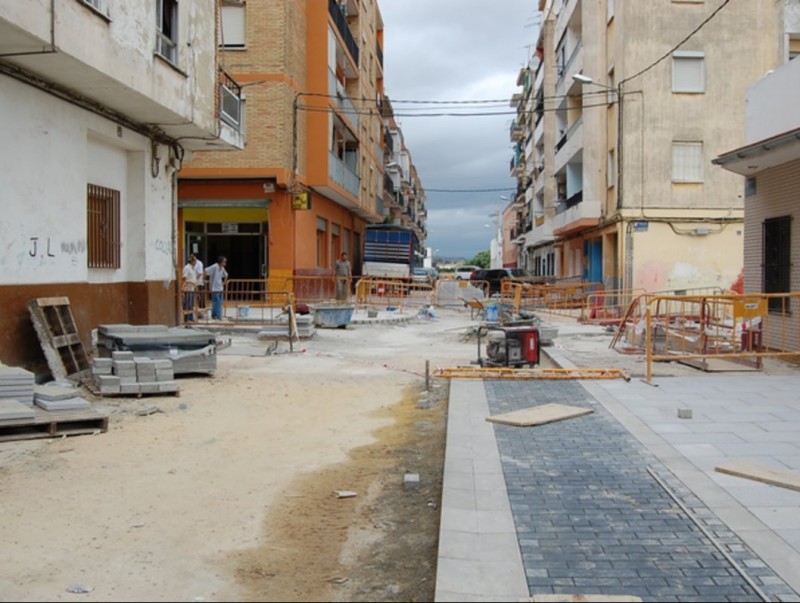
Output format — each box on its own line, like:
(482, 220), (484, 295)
(610, 286), (728, 351)
(627, 293), (800, 382)
(501, 281), (604, 317)
(579, 289), (646, 325)
(354, 277), (435, 309)
(180, 280), (295, 327)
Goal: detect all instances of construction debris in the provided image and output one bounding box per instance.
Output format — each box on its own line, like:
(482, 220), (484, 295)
(486, 403), (593, 428)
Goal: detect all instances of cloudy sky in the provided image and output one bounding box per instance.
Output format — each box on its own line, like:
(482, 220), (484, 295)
(379, 0), (540, 261)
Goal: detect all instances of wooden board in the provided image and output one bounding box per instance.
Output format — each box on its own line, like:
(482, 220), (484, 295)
(715, 461), (800, 493)
(486, 403), (593, 427)
(0, 406), (108, 443)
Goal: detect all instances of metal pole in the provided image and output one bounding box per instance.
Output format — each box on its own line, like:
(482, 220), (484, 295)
(425, 360), (430, 391)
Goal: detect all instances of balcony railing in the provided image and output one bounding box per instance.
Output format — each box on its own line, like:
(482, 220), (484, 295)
(329, 0), (359, 65)
(329, 151), (360, 197)
(219, 69), (242, 130)
(565, 190), (583, 208)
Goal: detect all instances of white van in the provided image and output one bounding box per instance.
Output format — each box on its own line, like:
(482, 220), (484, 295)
(454, 265), (479, 280)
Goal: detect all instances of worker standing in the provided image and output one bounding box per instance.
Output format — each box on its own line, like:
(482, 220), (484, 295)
(205, 256), (228, 320)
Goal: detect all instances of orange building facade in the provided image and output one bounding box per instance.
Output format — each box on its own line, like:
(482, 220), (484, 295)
(179, 0), (388, 285)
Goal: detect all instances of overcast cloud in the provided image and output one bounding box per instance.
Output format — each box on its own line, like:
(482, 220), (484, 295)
(380, 0), (539, 260)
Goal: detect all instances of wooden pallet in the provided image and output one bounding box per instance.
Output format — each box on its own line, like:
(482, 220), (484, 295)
(83, 380), (180, 399)
(0, 407), (109, 443)
(27, 297), (91, 383)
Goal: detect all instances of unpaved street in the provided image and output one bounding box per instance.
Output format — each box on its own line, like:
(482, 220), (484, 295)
(0, 308), (477, 602)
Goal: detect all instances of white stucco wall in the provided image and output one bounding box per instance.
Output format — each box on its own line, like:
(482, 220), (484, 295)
(745, 56), (800, 143)
(0, 77), (175, 285)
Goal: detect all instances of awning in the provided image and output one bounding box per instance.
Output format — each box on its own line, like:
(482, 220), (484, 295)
(713, 128), (800, 176)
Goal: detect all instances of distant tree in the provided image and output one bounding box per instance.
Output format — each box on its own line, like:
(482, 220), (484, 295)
(469, 250), (490, 268)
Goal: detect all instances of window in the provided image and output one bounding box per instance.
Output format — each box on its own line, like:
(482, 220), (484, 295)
(316, 218), (328, 268)
(607, 0), (614, 21)
(672, 141), (704, 183)
(221, 2), (245, 48)
(156, 0), (178, 64)
(607, 149), (616, 189)
(672, 51), (704, 92)
(745, 176), (757, 198)
(87, 184), (121, 269)
(763, 216), (791, 312)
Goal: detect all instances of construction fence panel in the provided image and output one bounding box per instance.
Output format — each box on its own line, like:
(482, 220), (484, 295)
(180, 280), (295, 326)
(641, 293), (800, 381)
(580, 289), (646, 325)
(354, 278), (435, 310)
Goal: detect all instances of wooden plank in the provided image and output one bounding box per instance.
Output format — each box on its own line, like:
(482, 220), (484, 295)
(486, 403), (593, 427)
(715, 461), (800, 493)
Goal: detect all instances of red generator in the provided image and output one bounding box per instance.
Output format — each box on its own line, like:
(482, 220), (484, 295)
(477, 324), (540, 368)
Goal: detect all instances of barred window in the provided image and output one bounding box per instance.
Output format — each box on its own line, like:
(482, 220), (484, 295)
(87, 184), (121, 269)
(672, 141), (704, 183)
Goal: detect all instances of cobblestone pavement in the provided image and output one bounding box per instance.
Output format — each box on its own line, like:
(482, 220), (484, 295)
(485, 379), (800, 602)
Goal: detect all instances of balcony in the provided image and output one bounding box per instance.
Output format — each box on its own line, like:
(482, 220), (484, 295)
(328, 69), (359, 129)
(553, 197), (602, 237)
(329, 0), (359, 66)
(510, 120), (525, 142)
(0, 0), (241, 151)
(554, 115), (583, 173)
(329, 151), (360, 198)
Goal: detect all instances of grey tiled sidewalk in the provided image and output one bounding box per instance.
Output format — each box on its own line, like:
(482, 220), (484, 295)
(436, 372), (800, 602)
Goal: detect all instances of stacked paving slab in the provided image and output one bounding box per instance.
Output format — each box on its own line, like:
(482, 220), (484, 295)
(92, 351), (179, 396)
(96, 324), (216, 375)
(0, 366), (35, 407)
(33, 384), (91, 411)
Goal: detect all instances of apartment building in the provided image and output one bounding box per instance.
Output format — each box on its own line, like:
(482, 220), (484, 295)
(179, 0), (426, 285)
(0, 0), (242, 369)
(510, 0), (782, 292)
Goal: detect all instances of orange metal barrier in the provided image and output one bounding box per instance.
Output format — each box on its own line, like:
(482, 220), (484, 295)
(580, 289), (646, 325)
(354, 277), (435, 309)
(631, 293), (800, 381)
(181, 279), (295, 327)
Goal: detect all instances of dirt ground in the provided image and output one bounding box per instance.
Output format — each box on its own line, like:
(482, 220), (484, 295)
(0, 307), (479, 603)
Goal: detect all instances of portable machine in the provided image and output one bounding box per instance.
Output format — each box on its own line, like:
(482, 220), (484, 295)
(476, 324), (540, 368)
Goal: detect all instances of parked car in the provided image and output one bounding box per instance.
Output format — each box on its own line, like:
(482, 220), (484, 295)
(454, 265), (480, 280)
(469, 268), (533, 296)
(412, 267), (438, 285)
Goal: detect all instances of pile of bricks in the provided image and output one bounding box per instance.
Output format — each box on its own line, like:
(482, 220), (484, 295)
(92, 351), (179, 396)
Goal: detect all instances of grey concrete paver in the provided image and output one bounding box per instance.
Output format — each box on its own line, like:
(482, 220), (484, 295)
(436, 316), (800, 602)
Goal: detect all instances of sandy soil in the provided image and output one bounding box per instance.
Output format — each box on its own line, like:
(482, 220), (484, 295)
(0, 307), (477, 603)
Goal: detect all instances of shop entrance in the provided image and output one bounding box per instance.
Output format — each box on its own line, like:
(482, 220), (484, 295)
(185, 222), (267, 280)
